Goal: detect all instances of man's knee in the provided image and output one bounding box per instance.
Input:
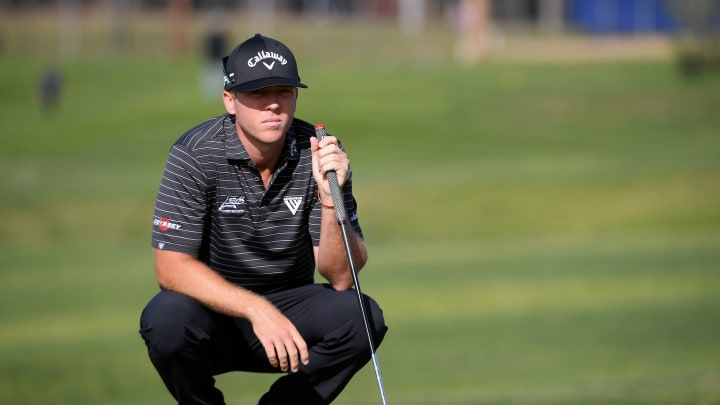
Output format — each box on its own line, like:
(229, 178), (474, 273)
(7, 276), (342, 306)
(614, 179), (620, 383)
(334, 291), (388, 355)
(365, 297), (388, 349)
(139, 290), (211, 357)
(360, 294), (388, 350)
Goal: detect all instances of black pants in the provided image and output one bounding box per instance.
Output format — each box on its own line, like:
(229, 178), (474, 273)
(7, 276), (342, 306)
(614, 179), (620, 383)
(139, 284), (387, 405)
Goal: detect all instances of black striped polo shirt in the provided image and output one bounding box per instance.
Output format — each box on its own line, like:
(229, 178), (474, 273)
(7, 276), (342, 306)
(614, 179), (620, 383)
(151, 114), (363, 294)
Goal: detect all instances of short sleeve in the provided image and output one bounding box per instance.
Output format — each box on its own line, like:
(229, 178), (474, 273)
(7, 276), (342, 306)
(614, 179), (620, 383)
(151, 145), (210, 254)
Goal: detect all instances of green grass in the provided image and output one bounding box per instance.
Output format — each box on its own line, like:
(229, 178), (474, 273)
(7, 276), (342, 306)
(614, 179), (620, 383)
(2, 28), (720, 404)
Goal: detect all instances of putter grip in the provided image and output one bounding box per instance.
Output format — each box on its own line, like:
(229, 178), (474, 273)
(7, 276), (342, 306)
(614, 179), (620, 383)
(314, 124), (347, 223)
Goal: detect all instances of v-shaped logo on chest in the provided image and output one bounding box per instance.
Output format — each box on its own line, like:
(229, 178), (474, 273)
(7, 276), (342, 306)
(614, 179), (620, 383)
(283, 196), (302, 215)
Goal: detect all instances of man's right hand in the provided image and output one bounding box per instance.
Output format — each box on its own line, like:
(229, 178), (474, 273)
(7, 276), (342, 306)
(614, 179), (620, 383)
(248, 298), (310, 372)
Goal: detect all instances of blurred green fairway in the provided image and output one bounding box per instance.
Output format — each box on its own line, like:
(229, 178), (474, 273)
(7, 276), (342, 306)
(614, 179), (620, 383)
(2, 29), (720, 404)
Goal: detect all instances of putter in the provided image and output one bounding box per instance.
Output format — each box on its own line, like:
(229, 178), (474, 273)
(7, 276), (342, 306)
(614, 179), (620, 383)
(314, 124), (388, 405)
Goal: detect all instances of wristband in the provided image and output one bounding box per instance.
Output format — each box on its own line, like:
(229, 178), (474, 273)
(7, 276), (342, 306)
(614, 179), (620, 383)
(318, 191), (334, 209)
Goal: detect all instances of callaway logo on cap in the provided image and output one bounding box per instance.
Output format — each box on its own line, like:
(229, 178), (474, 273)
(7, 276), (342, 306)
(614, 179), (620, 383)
(222, 33), (308, 93)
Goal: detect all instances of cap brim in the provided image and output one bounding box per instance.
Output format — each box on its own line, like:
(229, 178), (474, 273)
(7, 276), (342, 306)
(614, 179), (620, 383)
(227, 77), (308, 92)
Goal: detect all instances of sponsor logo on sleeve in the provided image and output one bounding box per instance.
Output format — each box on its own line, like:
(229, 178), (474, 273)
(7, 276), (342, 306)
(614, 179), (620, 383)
(154, 217), (181, 232)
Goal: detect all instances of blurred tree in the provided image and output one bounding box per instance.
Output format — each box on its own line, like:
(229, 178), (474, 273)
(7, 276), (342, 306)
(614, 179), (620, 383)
(106, 0), (131, 54)
(398, 0), (426, 34)
(667, 0), (720, 76)
(59, 0), (81, 59)
(169, 0), (192, 54)
(538, 0), (565, 33)
(247, 0), (276, 35)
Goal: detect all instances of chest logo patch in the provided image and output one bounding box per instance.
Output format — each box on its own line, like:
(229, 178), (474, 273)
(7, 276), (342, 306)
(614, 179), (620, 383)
(219, 196), (246, 214)
(283, 196), (303, 216)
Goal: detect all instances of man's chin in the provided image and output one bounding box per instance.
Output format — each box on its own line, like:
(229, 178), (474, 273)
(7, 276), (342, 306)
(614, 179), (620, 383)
(264, 125), (283, 132)
(256, 127), (289, 145)
(262, 121), (290, 133)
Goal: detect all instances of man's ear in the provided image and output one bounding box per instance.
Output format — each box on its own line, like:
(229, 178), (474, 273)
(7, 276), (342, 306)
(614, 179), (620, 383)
(222, 91), (236, 115)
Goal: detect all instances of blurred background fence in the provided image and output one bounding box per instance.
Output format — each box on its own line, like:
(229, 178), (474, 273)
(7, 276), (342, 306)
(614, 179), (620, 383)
(1, 0), (718, 68)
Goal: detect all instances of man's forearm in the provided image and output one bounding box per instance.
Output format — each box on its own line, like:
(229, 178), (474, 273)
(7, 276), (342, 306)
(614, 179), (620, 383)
(315, 206), (368, 290)
(153, 248), (272, 320)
